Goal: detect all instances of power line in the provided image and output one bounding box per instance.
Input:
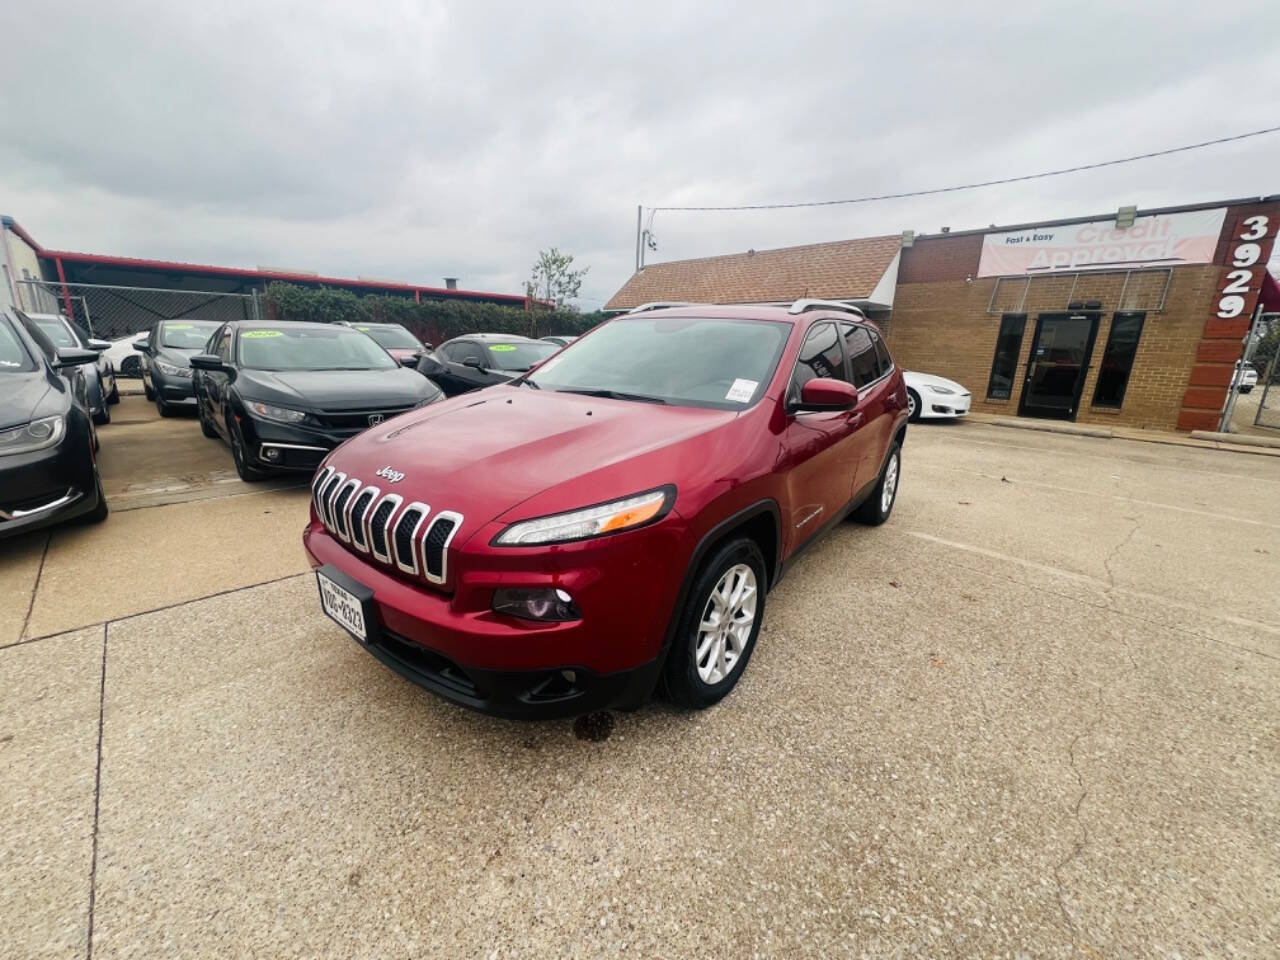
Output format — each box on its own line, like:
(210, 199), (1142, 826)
(649, 125), (1280, 213)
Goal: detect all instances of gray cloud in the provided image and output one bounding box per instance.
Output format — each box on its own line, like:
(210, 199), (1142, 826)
(2, 0), (1278, 304)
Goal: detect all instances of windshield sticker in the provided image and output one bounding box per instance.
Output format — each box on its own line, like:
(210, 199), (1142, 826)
(167, 323), (193, 329)
(355, 325), (371, 331)
(725, 379), (758, 403)
(0, 360), (20, 367)
(489, 344), (517, 352)
(242, 330), (284, 339)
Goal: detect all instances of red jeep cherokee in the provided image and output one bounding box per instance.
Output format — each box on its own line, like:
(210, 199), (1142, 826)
(303, 301), (908, 718)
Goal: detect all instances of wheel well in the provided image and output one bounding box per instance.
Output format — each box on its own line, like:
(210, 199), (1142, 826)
(708, 508), (780, 589)
(894, 423), (907, 448)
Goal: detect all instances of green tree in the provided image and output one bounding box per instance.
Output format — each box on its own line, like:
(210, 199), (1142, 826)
(528, 248), (588, 308)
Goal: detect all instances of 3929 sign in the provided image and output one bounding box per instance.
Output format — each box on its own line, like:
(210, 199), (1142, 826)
(1216, 214), (1274, 320)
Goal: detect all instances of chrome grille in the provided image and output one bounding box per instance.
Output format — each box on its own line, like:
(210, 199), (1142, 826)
(346, 487), (378, 551)
(316, 473), (462, 587)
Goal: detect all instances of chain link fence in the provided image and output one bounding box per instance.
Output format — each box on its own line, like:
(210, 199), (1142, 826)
(1253, 348), (1280, 430)
(14, 279), (262, 340)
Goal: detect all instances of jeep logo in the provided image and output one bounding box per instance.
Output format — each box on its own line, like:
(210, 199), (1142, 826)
(375, 466), (405, 484)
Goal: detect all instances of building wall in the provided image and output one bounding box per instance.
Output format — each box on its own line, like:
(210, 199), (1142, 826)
(884, 202), (1276, 432)
(3, 227), (47, 311)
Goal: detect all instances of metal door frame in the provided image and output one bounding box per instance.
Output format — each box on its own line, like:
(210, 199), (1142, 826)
(1018, 312), (1100, 421)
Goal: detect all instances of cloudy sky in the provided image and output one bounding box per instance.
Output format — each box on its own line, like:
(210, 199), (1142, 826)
(2, 0), (1278, 306)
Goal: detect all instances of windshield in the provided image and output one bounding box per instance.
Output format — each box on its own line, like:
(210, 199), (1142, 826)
(33, 318), (77, 349)
(0, 316), (36, 373)
(356, 324), (421, 349)
(528, 316), (790, 408)
(486, 341), (559, 371)
(160, 320), (220, 349)
(237, 326), (398, 371)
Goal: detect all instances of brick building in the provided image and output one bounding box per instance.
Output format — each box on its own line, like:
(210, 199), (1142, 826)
(607, 196), (1280, 432)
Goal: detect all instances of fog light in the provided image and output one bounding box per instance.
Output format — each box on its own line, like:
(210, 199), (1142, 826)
(492, 587), (580, 622)
(262, 446), (280, 461)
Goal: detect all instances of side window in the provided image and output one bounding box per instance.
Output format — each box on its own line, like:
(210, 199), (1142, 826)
(871, 331), (893, 373)
(214, 328), (232, 362)
(1092, 313), (1145, 408)
(842, 324), (881, 387)
(790, 323), (844, 401)
(987, 314), (1026, 400)
(18, 313), (58, 364)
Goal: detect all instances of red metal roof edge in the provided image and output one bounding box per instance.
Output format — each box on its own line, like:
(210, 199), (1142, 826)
(1, 217), (45, 252)
(33, 248), (527, 304)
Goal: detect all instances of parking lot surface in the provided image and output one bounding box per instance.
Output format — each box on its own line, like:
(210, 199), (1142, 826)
(2, 405), (1277, 959)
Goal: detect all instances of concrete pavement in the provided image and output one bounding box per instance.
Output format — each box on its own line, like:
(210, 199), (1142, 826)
(1, 414), (1277, 958)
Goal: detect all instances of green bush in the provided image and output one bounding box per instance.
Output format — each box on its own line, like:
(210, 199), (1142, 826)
(262, 283), (606, 346)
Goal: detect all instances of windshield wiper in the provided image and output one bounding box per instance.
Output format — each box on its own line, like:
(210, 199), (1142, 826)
(510, 373), (539, 388)
(556, 388), (667, 404)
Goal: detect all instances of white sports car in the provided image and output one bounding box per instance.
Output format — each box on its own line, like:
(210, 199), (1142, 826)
(903, 370), (970, 422)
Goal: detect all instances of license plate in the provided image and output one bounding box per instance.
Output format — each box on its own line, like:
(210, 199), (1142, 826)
(316, 567), (373, 642)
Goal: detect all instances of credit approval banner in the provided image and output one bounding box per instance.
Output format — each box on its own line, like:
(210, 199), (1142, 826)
(976, 207), (1227, 277)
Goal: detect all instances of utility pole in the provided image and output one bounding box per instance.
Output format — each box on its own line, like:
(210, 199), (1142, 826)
(635, 205), (642, 274)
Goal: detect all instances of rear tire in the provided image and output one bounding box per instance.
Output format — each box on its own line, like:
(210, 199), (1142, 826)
(662, 537), (767, 709)
(906, 388), (922, 423)
(853, 442), (900, 526)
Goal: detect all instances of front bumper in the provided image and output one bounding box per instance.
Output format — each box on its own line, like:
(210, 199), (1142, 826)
(922, 393), (971, 418)
(152, 369), (197, 403)
(0, 420), (100, 539)
(303, 512), (690, 718)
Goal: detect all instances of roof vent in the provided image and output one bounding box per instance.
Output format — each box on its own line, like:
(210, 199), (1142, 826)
(901, 230), (915, 248)
(940, 227), (950, 234)
(444, 277), (458, 290)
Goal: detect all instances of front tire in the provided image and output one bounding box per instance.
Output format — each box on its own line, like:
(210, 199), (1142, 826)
(662, 537), (767, 709)
(155, 395), (174, 417)
(143, 383), (156, 401)
(853, 442), (901, 526)
(80, 472), (109, 525)
(198, 400), (218, 438)
(906, 388), (922, 423)
(107, 381), (120, 404)
(92, 402), (110, 426)
(229, 414), (267, 481)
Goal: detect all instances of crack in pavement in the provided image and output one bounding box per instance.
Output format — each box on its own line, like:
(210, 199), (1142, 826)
(85, 622), (108, 960)
(18, 531), (51, 642)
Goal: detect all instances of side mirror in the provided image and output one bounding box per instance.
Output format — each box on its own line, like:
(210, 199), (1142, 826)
(55, 347), (99, 368)
(793, 377), (858, 412)
(416, 355), (445, 376)
(132, 340), (150, 352)
(189, 353), (229, 376)
(462, 357), (486, 371)
(87, 338), (110, 352)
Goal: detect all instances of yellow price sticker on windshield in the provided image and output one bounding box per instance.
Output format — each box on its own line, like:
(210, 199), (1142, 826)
(167, 323), (194, 329)
(242, 330), (283, 339)
(490, 344), (517, 352)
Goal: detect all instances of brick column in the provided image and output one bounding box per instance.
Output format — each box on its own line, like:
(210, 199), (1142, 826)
(1176, 203), (1279, 431)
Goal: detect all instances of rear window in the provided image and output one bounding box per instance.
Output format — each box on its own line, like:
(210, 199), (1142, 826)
(160, 321), (221, 349)
(356, 324), (421, 349)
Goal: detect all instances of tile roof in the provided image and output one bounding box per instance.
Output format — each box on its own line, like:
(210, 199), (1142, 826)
(606, 235), (901, 310)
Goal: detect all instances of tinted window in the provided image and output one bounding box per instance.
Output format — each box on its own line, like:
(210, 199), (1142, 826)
(842, 324), (880, 387)
(1092, 313), (1145, 408)
(236, 326), (397, 371)
(987, 313), (1026, 400)
(790, 323), (844, 399)
(443, 341), (482, 364)
(531, 316), (791, 409)
(356, 324), (421, 349)
(485, 341), (558, 372)
(872, 332), (893, 372)
(160, 320), (221, 349)
(0, 315), (36, 372)
(213, 328), (232, 361)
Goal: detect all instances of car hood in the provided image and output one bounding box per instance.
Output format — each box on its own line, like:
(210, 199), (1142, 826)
(904, 370), (968, 394)
(328, 386), (736, 527)
(0, 372), (56, 430)
(238, 367), (436, 409)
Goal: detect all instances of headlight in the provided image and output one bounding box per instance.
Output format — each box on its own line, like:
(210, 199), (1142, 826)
(494, 486), (674, 546)
(926, 384), (955, 395)
(246, 401), (308, 423)
(155, 359), (193, 379)
(0, 415), (66, 456)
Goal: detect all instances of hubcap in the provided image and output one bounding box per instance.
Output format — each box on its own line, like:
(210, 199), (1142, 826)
(881, 452), (899, 513)
(695, 563), (758, 685)
(907, 393), (917, 417)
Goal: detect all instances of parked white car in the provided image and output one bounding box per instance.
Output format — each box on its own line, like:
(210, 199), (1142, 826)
(903, 370), (970, 422)
(1231, 361), (1258, 393)
(104, 332), (149, 378)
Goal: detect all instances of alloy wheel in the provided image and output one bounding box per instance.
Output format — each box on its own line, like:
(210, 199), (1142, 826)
(881, 451), (899, 514)
(695, 563), (758, 684)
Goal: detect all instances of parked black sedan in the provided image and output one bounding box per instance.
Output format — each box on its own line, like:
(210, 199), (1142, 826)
(1, 310), (107, 538)
(417, 334), (559, 396)
(352, 322), (430, 365)
(135, 318), (223, 416)
(191, 320), (443, 481)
